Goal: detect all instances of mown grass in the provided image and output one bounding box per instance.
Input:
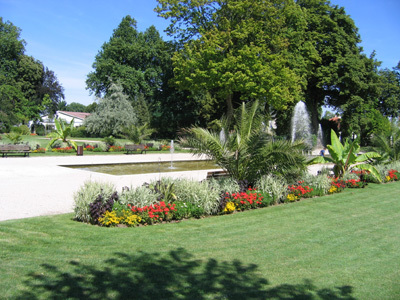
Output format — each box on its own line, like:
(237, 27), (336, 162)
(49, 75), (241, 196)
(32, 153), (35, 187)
(1, 182), (399, 299)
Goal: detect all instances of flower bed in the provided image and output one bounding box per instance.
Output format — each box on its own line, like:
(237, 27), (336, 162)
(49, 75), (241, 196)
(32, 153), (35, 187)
(73, 168), (400, 228)
(51, 146), (75, 153)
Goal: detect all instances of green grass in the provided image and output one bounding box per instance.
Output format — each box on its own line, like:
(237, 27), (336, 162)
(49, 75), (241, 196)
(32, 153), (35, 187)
(1, 182), (400, 299)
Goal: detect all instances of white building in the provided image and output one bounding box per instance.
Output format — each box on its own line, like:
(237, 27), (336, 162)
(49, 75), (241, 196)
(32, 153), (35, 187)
(29, 111), (91, 133)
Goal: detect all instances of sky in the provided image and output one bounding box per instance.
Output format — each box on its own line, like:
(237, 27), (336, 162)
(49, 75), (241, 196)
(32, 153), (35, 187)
(1, 0), (400, 106)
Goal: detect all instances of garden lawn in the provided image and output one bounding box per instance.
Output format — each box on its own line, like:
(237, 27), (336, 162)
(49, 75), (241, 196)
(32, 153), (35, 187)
(1, 182), (399, 299)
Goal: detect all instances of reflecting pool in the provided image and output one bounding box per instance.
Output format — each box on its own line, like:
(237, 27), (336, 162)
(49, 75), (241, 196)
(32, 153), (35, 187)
(63, 160), (219, 175)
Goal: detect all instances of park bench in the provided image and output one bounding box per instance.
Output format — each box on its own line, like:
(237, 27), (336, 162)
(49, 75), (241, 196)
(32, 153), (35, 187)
(125, 144), (148, 154)
(0, 144), (31, 157)
(206, 170), (229, 179)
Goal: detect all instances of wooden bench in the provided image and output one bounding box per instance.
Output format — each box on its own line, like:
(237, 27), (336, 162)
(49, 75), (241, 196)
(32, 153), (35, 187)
(0, 144), (31, 157)
(125, 144), (147, 154)
(206, 170), (229, 179)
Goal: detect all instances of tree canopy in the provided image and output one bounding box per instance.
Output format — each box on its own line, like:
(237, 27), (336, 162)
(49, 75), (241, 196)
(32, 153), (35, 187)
(157, 0), (303, 118)
(84, 82), (138, 137)
(0, 17), (64, 131)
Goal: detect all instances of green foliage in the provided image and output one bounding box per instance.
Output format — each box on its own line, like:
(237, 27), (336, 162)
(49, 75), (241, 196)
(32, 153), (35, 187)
(65, 102), (87, 112)
(158, 0), (302, 117)
(102, 135), (115, 147)
(372, 119), (400, 162)
(122, 123), (154, 144)
(11, 124), (30, 135)
(47, 118), (77, 150)
(174, 179), (220, 215)
(181, 100), (307, 183)
(255, 174), (288, 204)
(119, 185), (159, 207)
(206, 177), (240, 195)
(84, 82), (137, 137)
(4, 131), (23, 144)
(301, 173), (332, 196)
(309, 129), (381, 181)
(70, 126), (89, 138)
(73, 181), (116, 223)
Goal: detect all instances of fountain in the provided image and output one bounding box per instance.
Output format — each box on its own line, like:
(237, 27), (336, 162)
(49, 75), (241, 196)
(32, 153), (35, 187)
(169, 140), (175, 169)
(291, 101), (312, 148)
(317, 124), (324, 148)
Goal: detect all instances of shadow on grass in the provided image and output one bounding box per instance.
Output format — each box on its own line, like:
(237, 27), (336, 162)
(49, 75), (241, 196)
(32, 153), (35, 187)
(17, 248), (355, 299)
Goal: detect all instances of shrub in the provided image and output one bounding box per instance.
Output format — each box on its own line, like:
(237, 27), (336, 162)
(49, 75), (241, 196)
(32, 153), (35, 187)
(102, 136), (115, 147)
(10, 125), (30, 135)
(119, 185), (159, 207)
(255, 174), (288, 204)
(71, 126), (88, 138)
(35, 124), (45, 136)
(73, 181), (116, 223)
(174, 179), (220, 215)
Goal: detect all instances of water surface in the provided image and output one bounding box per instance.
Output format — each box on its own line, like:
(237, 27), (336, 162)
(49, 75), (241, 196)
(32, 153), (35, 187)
(64, 160), (219, 175)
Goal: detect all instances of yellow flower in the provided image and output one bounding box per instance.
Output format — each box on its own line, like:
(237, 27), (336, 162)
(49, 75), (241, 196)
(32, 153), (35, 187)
(286, 194), (298, 202)
(328, 186), (337, 194)
(223, 201), (236, 213)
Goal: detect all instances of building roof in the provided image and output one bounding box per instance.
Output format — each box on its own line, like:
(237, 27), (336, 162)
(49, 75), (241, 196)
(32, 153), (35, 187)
(57, 111), (91, 120)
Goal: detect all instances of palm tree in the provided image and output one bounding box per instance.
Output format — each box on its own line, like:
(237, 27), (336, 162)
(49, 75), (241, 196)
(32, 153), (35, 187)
(47, 118), (77, 150)
(309, 129), (381, 181)
(180, 100), (307, 183)
(372, 120), (400, 162)
(122, 123), (154, 145)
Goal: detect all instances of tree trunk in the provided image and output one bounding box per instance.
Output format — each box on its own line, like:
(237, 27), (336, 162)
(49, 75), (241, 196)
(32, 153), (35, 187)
(226, 94), (234, 120)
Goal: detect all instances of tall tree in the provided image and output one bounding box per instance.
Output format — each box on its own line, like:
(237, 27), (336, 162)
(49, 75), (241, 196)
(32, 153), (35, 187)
(156, 0), (303, 119)
(0, 18), (64, 126)
(0, 17), (26, 85)
(295, 0), (366, 136)
(65, 102), (87, 112)
(377, 64), (400, 118)
(84, 82), (137, 137)
(86, 16), (168, 110)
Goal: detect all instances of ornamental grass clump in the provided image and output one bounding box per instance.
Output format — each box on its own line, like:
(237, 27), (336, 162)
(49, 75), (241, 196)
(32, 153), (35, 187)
(301, 174), (332, 196)
(119, 185), (159, 207)
(174, 179), (220, 215)
(73, 181), (116, 223)
(255, 174), (287, 204)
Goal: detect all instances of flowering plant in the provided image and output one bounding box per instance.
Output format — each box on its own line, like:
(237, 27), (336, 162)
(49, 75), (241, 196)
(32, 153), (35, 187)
(33, 147), (46, 153)
(160, 145), (171, 151)
(345, 178), (367, 188)
(222, 188), (270, 213)
(84, 145), (96, 151)
(109, 145), (124, 152)
(98, 210), (142, 227)
(51, 146), (75, 153)
(328, 178), (346, 194)
(129, 201), (176, 224)
(386, 169), (399, 182)
(286, 181), (314, 201)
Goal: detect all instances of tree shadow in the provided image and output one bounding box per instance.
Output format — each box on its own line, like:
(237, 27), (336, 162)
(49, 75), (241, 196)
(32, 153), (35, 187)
(17, 248), (356, 299)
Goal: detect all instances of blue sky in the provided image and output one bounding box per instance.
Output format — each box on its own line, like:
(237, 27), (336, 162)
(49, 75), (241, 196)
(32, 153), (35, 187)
(1, 0), (399, 106)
